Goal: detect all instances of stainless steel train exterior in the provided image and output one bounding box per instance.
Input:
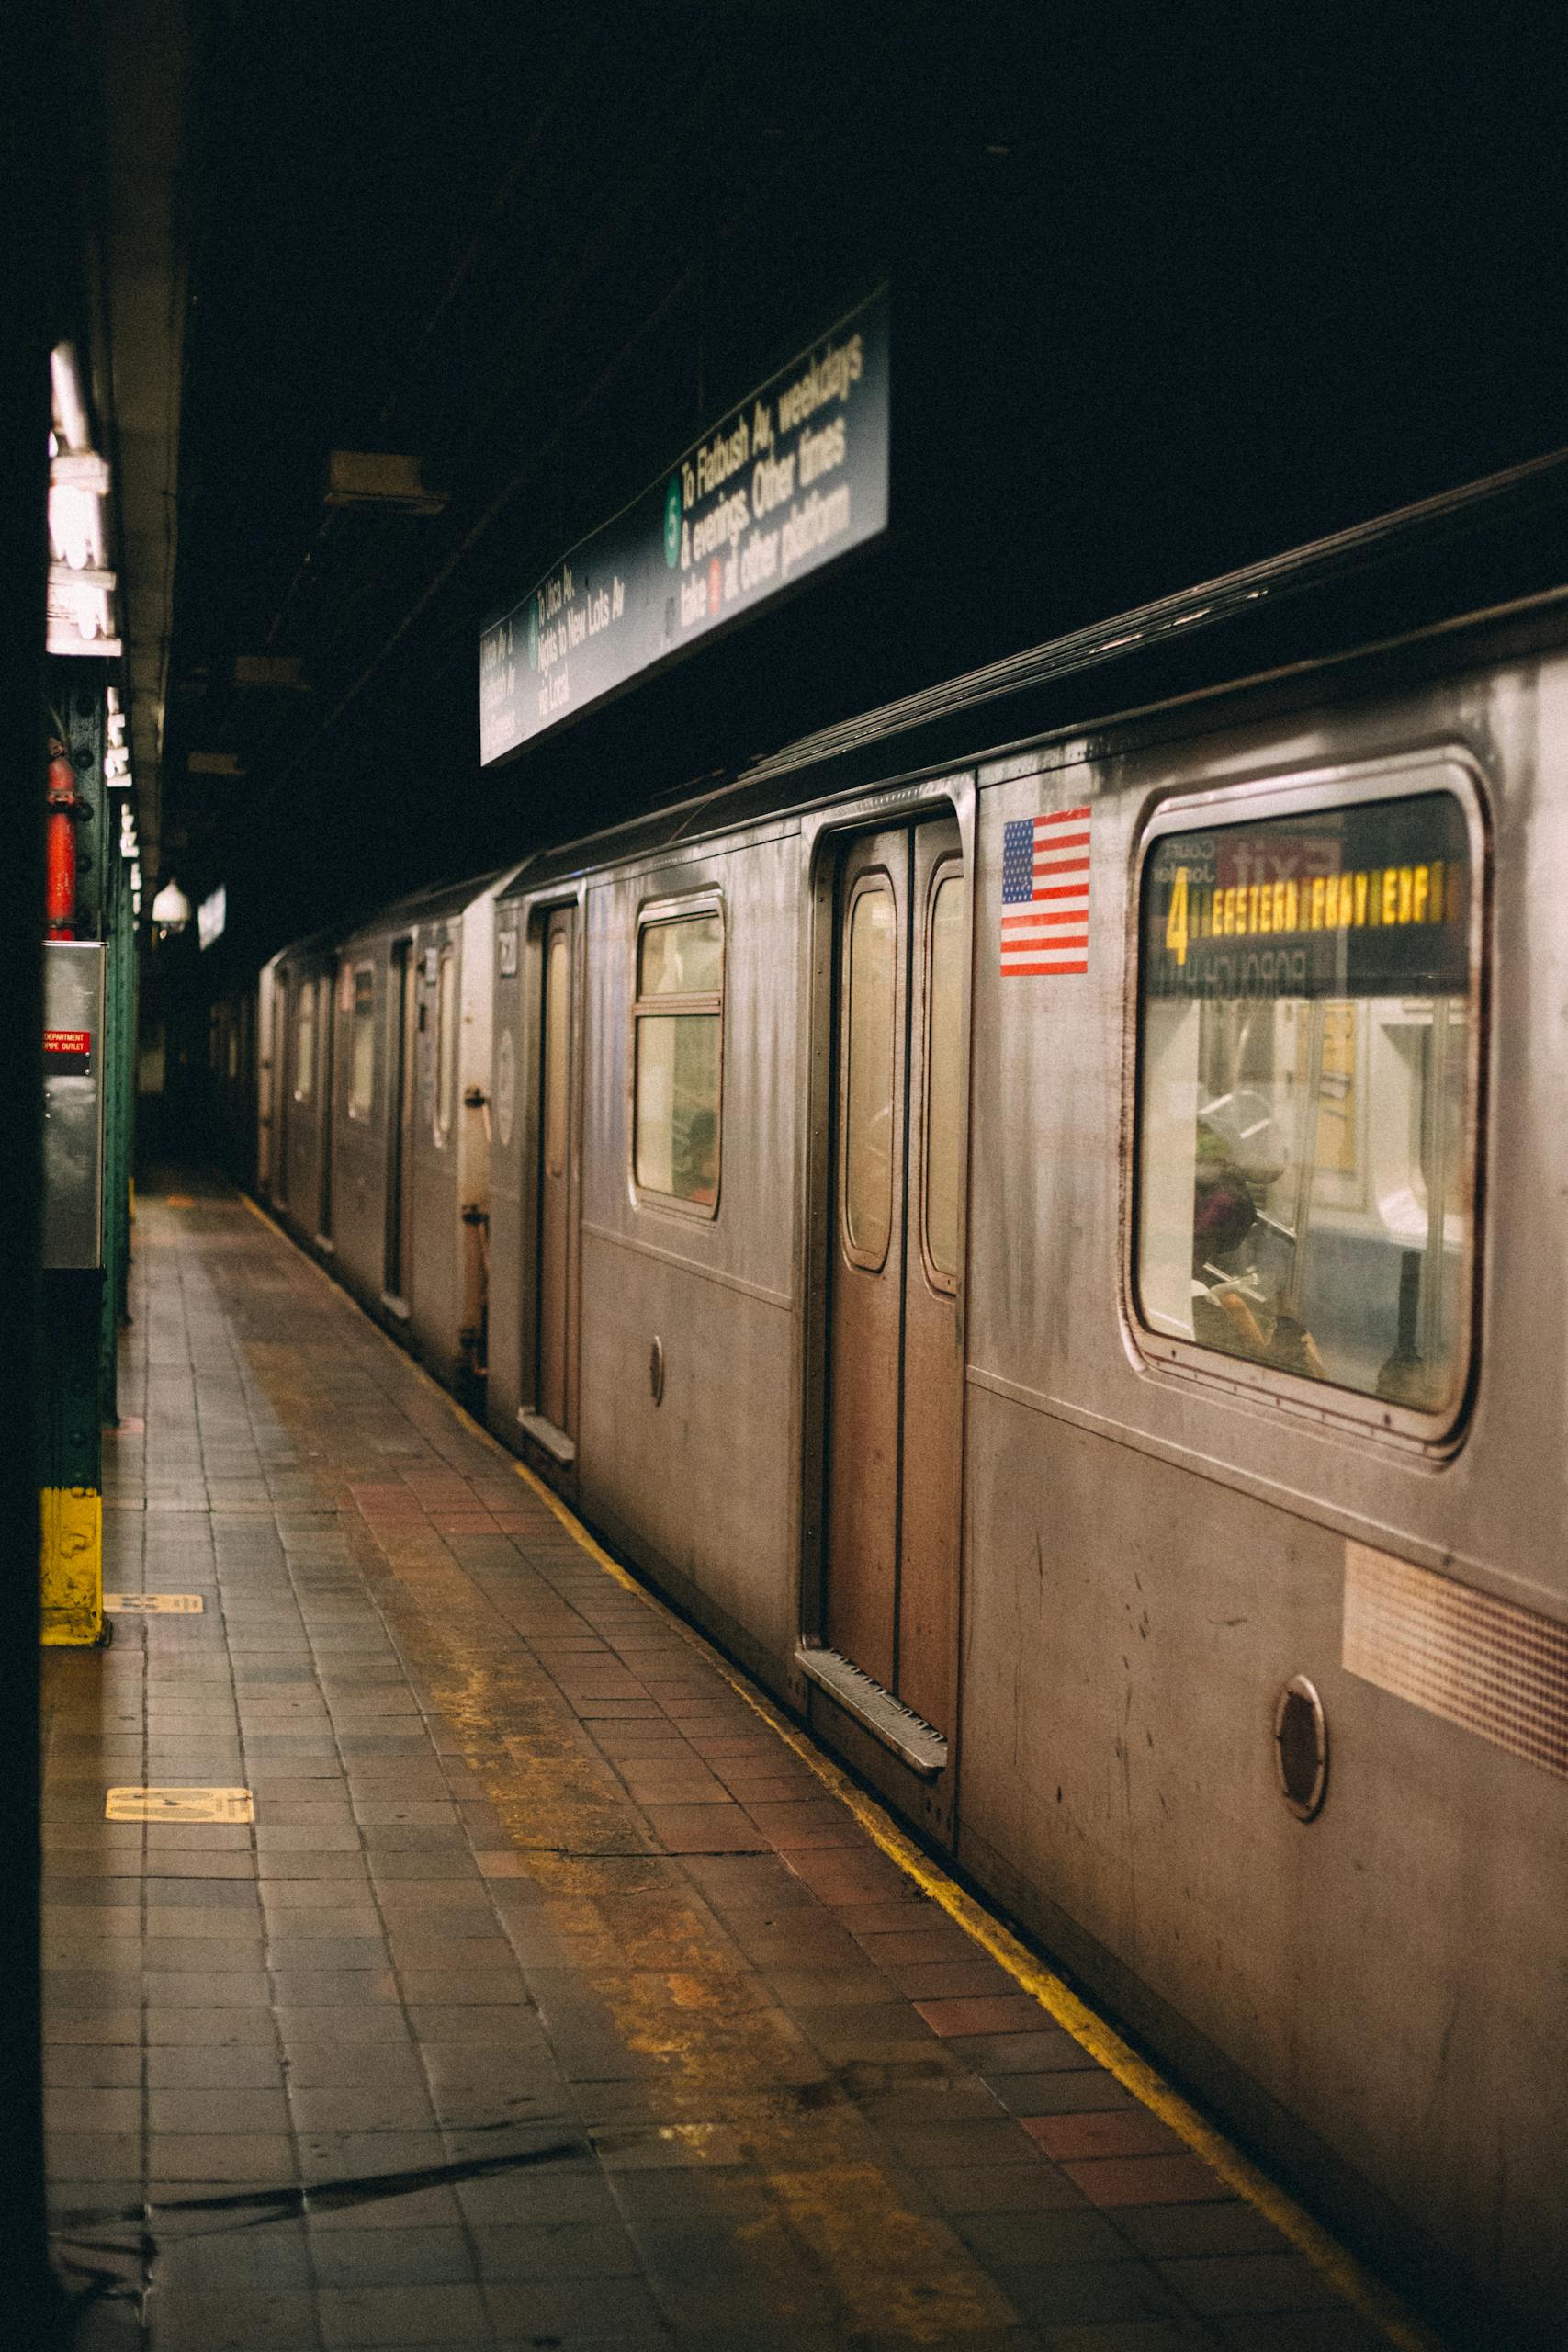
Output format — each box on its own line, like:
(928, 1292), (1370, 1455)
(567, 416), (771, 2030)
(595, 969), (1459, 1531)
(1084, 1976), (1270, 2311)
(259, 932), (335, 1244)
(261, 872), (516, 1388)
(253, 481), (1568, 2343)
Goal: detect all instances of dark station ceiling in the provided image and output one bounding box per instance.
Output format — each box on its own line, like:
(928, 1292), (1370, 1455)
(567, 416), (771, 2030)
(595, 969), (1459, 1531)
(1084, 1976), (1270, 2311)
(164, 5), (1568, 974)
(168, 0), (911, 953)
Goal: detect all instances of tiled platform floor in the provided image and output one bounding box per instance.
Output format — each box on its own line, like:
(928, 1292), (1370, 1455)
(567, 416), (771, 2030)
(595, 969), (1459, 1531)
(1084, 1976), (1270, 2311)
(41, 1178), (1399, 2350)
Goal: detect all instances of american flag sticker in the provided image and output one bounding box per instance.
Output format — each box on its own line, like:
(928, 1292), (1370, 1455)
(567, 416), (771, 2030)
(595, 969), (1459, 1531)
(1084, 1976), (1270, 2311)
(1000, 806), (1092, 977)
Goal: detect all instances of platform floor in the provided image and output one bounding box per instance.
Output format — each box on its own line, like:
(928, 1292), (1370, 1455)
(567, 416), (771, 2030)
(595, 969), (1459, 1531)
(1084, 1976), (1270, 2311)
(42, 1179), (1407, 2351)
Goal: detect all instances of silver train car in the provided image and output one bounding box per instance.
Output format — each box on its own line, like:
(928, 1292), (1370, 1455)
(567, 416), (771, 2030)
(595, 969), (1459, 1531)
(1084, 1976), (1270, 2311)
(255, 466), (1568, 2345)
(260, 872), (514, 1389)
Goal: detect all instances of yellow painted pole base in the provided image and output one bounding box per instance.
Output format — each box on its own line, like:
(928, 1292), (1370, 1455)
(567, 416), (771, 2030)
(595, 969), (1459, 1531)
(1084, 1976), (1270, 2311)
(40, 1487), (104, 1645)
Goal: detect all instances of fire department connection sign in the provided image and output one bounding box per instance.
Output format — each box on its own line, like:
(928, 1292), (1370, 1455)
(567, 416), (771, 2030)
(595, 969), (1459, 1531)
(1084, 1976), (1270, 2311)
(479, 288), (890, 763)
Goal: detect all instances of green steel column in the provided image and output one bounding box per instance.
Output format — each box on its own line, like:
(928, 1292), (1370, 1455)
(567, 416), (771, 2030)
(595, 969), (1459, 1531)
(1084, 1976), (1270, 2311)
(99, 840), (118, 1419)
(128, 904), (141, 1284)
(119, 858), (136, 1315)
(99, 828), (133, 1422)
(39, 671), (107, 1645)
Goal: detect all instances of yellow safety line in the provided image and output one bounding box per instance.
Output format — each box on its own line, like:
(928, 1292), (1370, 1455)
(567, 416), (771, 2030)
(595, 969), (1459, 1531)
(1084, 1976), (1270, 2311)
(236, 1186), (1438, 2350)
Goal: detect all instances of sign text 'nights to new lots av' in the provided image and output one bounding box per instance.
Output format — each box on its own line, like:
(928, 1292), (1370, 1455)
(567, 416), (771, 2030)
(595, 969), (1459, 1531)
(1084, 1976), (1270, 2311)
(479, 289), (890, 764)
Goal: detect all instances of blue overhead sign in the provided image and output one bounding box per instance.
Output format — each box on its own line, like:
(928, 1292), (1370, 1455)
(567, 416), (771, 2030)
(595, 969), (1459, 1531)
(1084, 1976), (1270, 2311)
(479, 288), (889, 764)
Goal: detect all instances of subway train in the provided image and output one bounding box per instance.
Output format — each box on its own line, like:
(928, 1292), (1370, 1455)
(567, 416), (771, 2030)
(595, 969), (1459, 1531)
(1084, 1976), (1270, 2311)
(246, 457), (1568, 2345)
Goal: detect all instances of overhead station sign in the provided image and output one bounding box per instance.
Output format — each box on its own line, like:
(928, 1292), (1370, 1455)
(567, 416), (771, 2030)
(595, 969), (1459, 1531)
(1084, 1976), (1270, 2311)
(479, 288), (889, 764)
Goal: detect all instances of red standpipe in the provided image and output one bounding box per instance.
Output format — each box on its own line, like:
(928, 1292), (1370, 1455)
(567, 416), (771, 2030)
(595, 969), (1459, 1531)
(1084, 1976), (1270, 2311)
(46, 742), (81, 938)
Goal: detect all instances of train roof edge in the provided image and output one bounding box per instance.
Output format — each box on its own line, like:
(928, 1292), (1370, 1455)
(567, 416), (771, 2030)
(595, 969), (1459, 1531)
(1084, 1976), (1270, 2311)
(501, 440), (1568, 898)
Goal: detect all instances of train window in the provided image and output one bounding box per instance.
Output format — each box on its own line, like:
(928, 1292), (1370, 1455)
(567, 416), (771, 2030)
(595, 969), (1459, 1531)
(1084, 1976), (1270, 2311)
(434, 947), (457, 1144)
(544, 928), (570, 1180)
(923, 865), (965, 1285)
(1135, 783), (1478, 1425)
(293, 981), (315, 1103)
(348, 967), (375, 1118)
(639, 910), (722, 997)
(842, 876), (897, 1266)
(633, 904), (723, 1212)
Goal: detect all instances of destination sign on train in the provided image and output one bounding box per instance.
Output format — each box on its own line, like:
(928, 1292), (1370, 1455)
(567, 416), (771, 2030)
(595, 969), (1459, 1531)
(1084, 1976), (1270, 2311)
(1143, 789), (1472, 999)
(479, 288), (890, 763)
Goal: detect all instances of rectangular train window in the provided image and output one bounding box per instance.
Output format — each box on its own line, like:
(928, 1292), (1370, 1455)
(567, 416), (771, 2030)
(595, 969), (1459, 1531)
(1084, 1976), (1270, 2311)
(1135, 779), (1479, 1426)
(348, 967), (375, 1118)
(293, 980), (315, 1102)
(841, 876), (897, 1265)
(433, 946), (457, 1144)
(923, 862), (966, 1286)
(543, 927), (570, 1181)
(632, 903), (722, 1213)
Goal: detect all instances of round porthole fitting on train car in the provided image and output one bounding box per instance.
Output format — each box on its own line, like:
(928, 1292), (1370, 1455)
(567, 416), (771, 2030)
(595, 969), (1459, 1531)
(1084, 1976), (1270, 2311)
(1274, 1676), (1328, 1821)
(649, 1336), (665, 1407)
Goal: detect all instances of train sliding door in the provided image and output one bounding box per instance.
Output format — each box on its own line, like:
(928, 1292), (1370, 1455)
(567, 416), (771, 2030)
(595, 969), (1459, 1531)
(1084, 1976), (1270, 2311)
(533, 908), (576, 1455)
(820, 815), (966, 1775)
(315, 971), (335, 1248)
(384, 942), (417, 1308)
(516, 907), (578, 1475)
(276, 973), (293, 1204)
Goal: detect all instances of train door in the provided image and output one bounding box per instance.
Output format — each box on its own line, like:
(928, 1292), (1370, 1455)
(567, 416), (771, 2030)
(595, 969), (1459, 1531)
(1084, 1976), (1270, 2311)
(385, 941), (417, 1305)
(530, 907), (576, 1460)
(258, 972), (279, 1200)
(316, 970), (335, 1246)
(238, 994), (254, 1185)
(273, 977), (292, 1207)
(821, 815), (966, 1773)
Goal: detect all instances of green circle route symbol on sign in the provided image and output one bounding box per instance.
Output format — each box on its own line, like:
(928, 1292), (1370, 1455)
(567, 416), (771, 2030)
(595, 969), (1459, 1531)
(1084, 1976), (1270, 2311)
(663, 479), (681, 569)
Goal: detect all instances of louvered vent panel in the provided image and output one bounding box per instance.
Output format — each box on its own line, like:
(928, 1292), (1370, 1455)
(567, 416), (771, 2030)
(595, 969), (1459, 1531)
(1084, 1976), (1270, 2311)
(1343, 1542), (1568, 1780)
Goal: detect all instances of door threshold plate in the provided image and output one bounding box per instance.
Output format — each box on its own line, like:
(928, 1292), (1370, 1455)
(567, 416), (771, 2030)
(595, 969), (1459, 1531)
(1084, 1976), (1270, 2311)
(518, 1410), (576, 1466)
(795, 1644), (948, 1777)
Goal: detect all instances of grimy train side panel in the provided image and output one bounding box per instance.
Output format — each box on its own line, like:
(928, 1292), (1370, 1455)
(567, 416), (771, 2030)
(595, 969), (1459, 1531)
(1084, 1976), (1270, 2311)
(960, 642), (1567, 2326)
(572, 828), (806, 1689)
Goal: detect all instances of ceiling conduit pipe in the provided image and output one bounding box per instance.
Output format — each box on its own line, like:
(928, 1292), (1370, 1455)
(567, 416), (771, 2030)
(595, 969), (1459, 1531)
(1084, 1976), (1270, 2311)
(45, 738), (85, 938)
